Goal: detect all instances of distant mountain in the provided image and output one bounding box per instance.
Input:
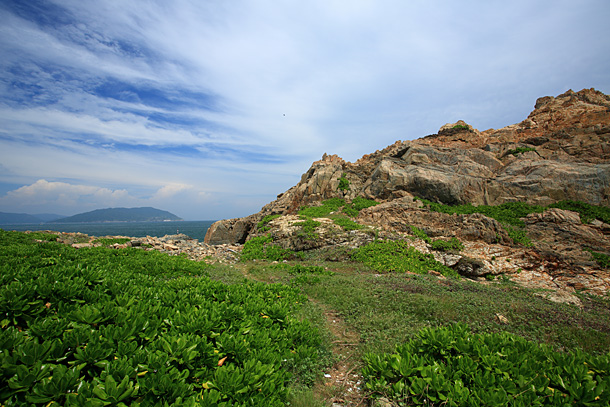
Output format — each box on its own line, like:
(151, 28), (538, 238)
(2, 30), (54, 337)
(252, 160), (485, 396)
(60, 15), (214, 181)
(32, 213), (66, 222)
(47, 207), (182, 223)
(0, 212), (46, 224)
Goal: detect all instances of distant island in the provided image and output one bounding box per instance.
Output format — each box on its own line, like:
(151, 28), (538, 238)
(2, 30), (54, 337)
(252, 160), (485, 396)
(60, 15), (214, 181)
(0, 212), (65, 224)
(46, 207), (182, 223)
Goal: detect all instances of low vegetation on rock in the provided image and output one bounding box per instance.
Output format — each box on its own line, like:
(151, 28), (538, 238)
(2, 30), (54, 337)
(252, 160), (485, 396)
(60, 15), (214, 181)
(351, 240), (460, 277)
(504, 146), (537, 156)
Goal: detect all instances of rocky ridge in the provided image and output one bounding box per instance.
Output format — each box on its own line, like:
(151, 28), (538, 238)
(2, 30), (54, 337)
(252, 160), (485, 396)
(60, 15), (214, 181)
(40, 231), (242, 264)
(204, 89), (610, 302)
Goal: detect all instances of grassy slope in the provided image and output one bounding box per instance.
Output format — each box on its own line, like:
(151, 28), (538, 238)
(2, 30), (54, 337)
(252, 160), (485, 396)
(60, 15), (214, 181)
(214, 259), (610, 405)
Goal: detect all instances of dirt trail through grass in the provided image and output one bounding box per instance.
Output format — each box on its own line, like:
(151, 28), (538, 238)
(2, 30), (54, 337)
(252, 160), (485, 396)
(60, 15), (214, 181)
(220, 262), (367, 406)
(312, 300), (366, 407)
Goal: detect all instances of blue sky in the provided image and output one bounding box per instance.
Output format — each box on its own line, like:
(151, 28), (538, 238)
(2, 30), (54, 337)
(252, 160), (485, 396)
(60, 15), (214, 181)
(1, 0), (609, 220)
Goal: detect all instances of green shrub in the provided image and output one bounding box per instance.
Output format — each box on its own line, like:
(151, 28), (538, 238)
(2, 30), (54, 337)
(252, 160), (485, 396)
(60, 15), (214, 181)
(337, 173), (350, 191)
(299, 197), (379, 219)
(362, 323), (610, 406)
(419, 199), (544, 227)
(585, 249), (610, 269)
(94, 237), (131, 245)
(352, 197), (379, 211)
(430, 237), (464, 252)
(506, 226), (533, 247)
(294, 219), (321, 240)
(333, 218), (364, 231)
(351, 240), (459, 277)
(257, 214), (281, 231)
(241, 234), (294, 261)
(410, 225), (430, 243)
(451, 124), (470, 131)
(342, 197), (379, 218)
(298, 198), (345, 218)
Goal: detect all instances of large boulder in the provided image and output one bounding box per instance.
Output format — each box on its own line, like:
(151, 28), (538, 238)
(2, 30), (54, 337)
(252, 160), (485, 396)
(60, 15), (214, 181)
(204, 215), (256, 245)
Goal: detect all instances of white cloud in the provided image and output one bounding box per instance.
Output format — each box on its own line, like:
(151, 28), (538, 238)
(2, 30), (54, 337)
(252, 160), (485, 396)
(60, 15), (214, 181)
(152, 184), (193, 200)
(0, 179), (132, 210)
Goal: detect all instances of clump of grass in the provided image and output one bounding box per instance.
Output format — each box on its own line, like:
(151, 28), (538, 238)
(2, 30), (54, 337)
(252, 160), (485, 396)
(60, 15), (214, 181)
(585, 248), (610, 269)
(93, 237), (131, 245)
(333, 217), (364, 231)
(410, 226), (464, 252)
(298, 198), (345, 218)
(410, 225), (430, 242)
(451, 124), (470, 131)
(294, 219), (321, 240)
(241, 234), (294, 261)
(429, 237), (464, 252)
(337, 173), (350, 191)
(299, 197), (380, 219)
(417, 199), (542, 246)
(505, 226), (533, 247)
(257, 214), (281, 231)
(417, 199), (544, 227)
(351, 240), (459, 277)
(504, 146), (537, 156)
(342, 197), (379, 217)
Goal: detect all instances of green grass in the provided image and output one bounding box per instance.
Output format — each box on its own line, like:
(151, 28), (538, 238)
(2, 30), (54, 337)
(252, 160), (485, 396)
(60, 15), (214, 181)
(256, 214), (281, 231)
(351, 240), (460, 277)
(290, 264), (610, 357)
(418, 199), (610, 250)
(586, 249), (610, 269)
(294, 218), (321, 240)
(298, 198), (346, 218)
(410, 226), (464, 252)
(337, 173), (350, 191)
(240, 234), (295, 261)
(333, 217), (364, 231)
(429, 237), (464, 252)
(451, 124), (470, 131)
(417, 199), (545, 227)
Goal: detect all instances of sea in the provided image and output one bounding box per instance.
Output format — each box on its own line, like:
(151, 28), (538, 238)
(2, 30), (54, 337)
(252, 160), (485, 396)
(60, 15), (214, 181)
(0, 220), (216, 242)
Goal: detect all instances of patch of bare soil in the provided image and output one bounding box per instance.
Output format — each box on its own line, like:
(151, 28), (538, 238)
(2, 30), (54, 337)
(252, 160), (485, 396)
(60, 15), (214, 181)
(313, 303), (367, 407)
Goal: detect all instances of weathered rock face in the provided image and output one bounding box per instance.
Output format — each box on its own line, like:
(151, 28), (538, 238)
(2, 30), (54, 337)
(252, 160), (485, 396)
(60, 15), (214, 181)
(356, 196), (512, 245)
(203, 88), (610, 300)
(203, 215), (256, 245)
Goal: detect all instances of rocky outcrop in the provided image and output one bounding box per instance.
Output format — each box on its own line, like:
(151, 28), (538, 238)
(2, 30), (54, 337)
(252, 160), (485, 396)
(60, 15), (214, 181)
(207, 88), (610, 242)
(204, 89), (610, 300)
(49, 231), (241, 263)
